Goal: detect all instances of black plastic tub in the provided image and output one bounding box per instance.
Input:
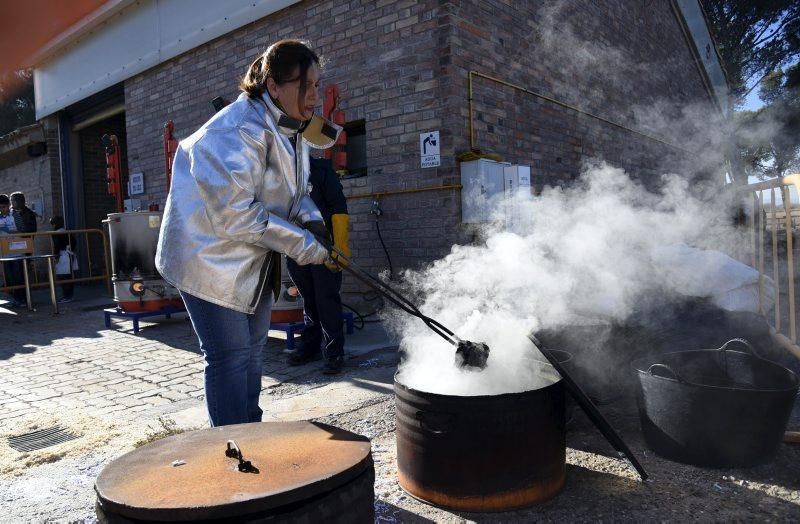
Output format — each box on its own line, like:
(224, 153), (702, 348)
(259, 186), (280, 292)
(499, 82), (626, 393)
(632, 339), (798, 468)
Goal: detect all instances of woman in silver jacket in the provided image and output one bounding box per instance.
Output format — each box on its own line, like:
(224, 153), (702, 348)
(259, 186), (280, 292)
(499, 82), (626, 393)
(156, 40), (340, 427)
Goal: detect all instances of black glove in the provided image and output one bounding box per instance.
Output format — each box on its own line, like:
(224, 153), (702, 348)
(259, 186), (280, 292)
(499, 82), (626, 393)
(304, 220), (330, 242)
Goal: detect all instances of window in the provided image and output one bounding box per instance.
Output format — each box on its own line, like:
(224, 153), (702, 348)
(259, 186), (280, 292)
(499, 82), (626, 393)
(344, 120), (367, 177)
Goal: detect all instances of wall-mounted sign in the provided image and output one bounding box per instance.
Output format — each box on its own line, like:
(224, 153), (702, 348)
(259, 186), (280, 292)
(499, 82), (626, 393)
(129, 172), (145, 195)
(420, 131), (440, 168)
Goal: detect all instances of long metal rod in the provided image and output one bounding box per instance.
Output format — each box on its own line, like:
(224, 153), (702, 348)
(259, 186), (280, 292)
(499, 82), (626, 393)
(22, 260), (32, 311)
(783, 186), (796, 343)
(318, 237), (460, 345)
(532, 337), (648, 481)
(102, 228), (112, 294)
(46, 256), (58, 315)
(758, 191), (765, 314)
(336, 253), (457, 341)
(468, 70), (692, 153)
(771, 188), (780, 331)
(752, 193), (758, 268)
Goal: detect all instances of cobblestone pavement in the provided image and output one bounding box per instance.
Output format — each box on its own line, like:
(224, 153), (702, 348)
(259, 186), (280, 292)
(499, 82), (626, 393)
(0, 291), (400, 523)
(2, 293), (798, 523)
(0, 293), (392, 432)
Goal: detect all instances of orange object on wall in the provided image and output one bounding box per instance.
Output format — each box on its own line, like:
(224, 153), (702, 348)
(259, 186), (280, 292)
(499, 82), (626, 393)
(323, 84), (347, 172)
(102, 134), (124, 213)
(164, 121), (178, 192)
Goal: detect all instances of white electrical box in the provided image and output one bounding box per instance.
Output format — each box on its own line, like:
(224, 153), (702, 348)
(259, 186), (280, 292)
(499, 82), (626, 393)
(460, 159), (509, 223)
(503, 165), (533, 224)
(503, 165), (531, 197)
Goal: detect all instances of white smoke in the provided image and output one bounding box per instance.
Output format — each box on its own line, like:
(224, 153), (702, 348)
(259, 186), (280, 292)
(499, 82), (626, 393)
(391, 162), (740, 395)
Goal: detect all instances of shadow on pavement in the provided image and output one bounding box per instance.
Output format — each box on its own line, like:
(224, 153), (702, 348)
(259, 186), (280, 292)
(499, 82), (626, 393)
(374, 500), (436, 523)
(0, 284), (115, 360)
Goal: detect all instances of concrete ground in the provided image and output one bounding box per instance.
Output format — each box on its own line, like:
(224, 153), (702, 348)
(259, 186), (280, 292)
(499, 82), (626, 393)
(1, 285), (799, 522)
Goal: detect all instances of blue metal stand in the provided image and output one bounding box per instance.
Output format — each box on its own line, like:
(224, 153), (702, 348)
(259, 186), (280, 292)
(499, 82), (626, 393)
(270, 311), (354, 350)
(104, 305), (186, 334)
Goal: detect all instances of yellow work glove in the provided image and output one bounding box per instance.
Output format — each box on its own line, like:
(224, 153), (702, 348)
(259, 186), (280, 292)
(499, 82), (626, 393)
(330, 213), (351, 266)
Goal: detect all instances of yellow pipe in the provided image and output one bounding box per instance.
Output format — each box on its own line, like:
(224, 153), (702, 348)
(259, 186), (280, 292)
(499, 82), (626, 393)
(468, 72), (475, 150)
(467, 70), (692, 154)
(346, 184), (462, 201)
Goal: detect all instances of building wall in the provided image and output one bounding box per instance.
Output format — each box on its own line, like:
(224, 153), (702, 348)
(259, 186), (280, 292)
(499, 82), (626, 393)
(121, 0), (718, 297)
(44, 117), (64, 220)
(444, 0), (713, 190)
(0, 144), (53, 230)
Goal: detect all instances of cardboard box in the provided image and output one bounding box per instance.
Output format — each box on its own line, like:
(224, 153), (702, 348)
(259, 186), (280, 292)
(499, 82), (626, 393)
(0, 236), (34, 256)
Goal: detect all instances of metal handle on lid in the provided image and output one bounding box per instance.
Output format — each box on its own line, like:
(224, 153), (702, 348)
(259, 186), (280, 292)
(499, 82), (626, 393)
(225, 440), (259, 474)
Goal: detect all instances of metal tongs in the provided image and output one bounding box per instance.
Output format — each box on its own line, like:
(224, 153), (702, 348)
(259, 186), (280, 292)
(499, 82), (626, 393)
(315, 235), (490, 370)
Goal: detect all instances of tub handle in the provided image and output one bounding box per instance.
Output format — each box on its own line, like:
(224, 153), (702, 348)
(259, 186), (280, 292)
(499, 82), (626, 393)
(717, 338), (760, 376)
(415, 411), (456, 435)
(647, 363), (686, 383)
(717, 338), (755, 355)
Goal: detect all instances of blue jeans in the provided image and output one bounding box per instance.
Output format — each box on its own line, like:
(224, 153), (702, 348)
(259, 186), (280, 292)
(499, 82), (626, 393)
(181, 290), (273, 427)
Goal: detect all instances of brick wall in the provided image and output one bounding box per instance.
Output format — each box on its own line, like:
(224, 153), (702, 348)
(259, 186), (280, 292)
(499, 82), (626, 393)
(122, 0), (718, 299)
(444, 1), (714, 191)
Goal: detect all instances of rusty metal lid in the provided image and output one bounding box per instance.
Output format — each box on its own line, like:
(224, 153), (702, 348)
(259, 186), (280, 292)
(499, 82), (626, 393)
(95, 421), (372, 521)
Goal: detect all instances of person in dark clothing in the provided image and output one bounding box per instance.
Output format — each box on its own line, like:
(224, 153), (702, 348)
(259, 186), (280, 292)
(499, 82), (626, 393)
(7, 192), (37, 305)
(11, 192), (37, 234)
(0, 194), (19, 306)
(287, 157), (350, 374)
(49, 216), (75, 302)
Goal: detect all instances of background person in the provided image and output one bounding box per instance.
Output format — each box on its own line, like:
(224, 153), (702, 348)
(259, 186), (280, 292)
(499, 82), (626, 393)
(6, 192), (36, 306)
(10, 192), (37, 234)
(288, 157), (350, 374)
(0, 194), (20, 306)
(156, 39), (341, 427)
(49, 216), (76, 302)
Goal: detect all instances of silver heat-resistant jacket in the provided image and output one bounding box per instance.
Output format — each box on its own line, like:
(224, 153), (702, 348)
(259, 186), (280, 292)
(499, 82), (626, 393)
(156, 92), (338, 314)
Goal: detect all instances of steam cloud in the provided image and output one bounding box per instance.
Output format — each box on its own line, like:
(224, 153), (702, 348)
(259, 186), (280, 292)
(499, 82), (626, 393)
(391, 163), (742, 395)
(386, 2), (764, 395)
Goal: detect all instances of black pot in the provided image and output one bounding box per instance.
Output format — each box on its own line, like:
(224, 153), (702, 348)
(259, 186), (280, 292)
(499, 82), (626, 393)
(395, 370), (565, 512)
(632, 339), (798, 468)
(534, 349), (576, 424)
